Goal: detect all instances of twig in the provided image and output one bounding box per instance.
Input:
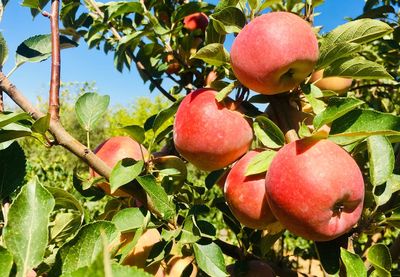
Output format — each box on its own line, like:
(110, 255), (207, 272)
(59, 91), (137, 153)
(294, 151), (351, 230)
(0, 91), (3, 112)
(86, 0), (176, 102)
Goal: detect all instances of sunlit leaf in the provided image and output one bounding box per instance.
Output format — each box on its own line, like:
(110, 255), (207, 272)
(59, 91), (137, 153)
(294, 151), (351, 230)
(75, 93), (110, 132)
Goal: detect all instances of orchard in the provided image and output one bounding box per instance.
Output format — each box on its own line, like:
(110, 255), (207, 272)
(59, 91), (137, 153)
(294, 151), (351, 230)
(2, 0), (400, 276)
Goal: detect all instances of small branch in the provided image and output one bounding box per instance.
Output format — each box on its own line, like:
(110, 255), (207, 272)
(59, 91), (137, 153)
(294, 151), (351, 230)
(48, 0), (61, 121)
(0, 91), (3, 112)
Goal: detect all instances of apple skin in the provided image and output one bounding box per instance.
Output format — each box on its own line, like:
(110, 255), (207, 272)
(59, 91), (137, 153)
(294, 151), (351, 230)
(166, 54), (181, 75)
(226, 260), (276, 277)
(183, 12), (209, 32)
(265, 139), (364, 241)
(90, 136), (148, 197)
(224, 150), (276, 229)
(165, 256), (197, 277)
(173, 88), (253, 171)
(310, 69), (353, 95)
(230, 12), (319, 95)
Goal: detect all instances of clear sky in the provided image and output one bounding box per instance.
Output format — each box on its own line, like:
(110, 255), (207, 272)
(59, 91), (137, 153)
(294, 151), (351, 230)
(1, 0), (365, 108)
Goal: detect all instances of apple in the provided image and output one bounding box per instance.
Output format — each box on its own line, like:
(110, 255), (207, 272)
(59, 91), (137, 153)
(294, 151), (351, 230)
(224, 150), (276, 229)
(230, 12), (319, 95)
(265, 139), (364, 241)
(173, 88), (253, 171)
(120, 228), (164, 276)
(165, 256), (197, 277)
(166, 54), (181, 75)
(90, 136), (148, 197)
(205, 70), (218, 87)
(226, 260), (276, 277)
(183, 12), (209, 32)
(310, 69), (353, 95)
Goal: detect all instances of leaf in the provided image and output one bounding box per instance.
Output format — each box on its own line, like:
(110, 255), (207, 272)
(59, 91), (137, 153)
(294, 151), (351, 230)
(193, 242), (228, 277)
(215, 81), (238, 102)
(120, 125), (145, 144)
(302, 85), (326, 114)
(110, 264), (153, 277)
(254, 116), (284, 148)
(316, 42), (362, 69)
(136, 175), (175, 220)
(106, 1), (144, 19)
(191, 43), (230, 67)
(110, 159), (144, 193)
(367, 136), (394, 187)
(3, 179), (55, 277)
(112, 207), (158, 232)
(324, 18), (393, 45)
(375, 174), (400, 207)
(367, 244), (391, 277)
(215, 0), (240, 11)
(315, 237), (344, 275)
(245, 150), (276, 176)
(0, 246), (13, 277)
(75, 93), (110, 132)
(0, 123), (32, 143)
(32, 113), (50, 134)
(152, 100), (181, 133)
(0, 112), (31, 129)
(180, 216), (201, 244)
(313, 97), (365, 130)
(324, 57), (393, 80)
(340, 248), (367, 277)
(173, 1), (208, 22)
(210, 7), (246, 34)
(51, 221), (118, 275)
(0, 141), (26, 200)
(16, 34), (78, 67)
(0, 32), (8, 66)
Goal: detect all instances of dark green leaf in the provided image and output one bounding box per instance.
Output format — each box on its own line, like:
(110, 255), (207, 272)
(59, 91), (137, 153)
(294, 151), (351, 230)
(110, 159), (144, 193)
(0, 123), (32, 143)
(315, 236), (347, 275)
(3, 179), (55, 276)
(136, 175), (175, 220)
(0, 141), (26, 200)
(254, 116), (284, 148)
(0, 32), (8, 66)
(367, 136), (394, 187)
(173, 2), (208, 22)
(317, 42), (362, 70)
(32, 113), (50, 134)
(191, 43), (230, 67)
(180, 216), (201, 244)
(313, 97), (364, 130)
(245, 150), (276, 176)
(210, 7), (246, 34)
(215, 0), (240, 11)
(205, 21), (226, 44)
(367, 244), (391, 277)
(0, 112), (31, 129)
(193, 242), (228, 277)
(340, 248), (367, 277)
(152, 100), (181, 133)
(0, 246), (13, 277)
(75, 93), (110, 132)
(111, 264), (153, 277)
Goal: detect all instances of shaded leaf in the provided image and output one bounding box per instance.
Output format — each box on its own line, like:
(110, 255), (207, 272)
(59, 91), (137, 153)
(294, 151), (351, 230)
(191, 43), (230, 67)
(0, 32), (8, 66)
(210, 7), (246, 34)
(110, 159), (144, 193)
(254, 116), (284, 148)
(367, 136), (394, 187)
(0, 112), (31, 129)
(375, 174), (400, 207)
(152, 99), (181, 133)
(0, 246), (13, 277)
(317, 42), (362, 69)
(32, 113), (50, 134)
(120, 125), (145, 144)
(75, 93), (110, 132)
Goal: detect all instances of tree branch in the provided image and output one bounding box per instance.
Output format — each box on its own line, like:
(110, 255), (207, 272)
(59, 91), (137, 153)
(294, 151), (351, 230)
(0, 91), (3, 112)
(48, 0), (61, 121)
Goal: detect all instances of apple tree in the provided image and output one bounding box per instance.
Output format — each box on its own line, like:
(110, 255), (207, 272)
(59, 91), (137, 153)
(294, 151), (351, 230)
(1, 0), (400, 276)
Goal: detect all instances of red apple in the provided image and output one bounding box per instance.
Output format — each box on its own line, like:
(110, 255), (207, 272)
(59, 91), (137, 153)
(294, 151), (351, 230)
(173, 88), (253, 171)
(227, 260), (276, 277)
(183, 12), (209, 32)
(265, 139), (364, 241)
(310, 69), (353, 95)
(90, 136), (148, 197)
(166, 54), (181, 75)
(230, 12), (319, 95)
(224, 150), (276, 229)
(165, 256), (197, 277)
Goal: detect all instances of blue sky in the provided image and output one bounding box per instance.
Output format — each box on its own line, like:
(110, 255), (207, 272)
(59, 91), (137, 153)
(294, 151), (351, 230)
(1, 0), (365, 107)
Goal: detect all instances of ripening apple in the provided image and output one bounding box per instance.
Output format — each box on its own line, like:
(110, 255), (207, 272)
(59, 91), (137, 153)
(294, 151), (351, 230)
(173, 88), (253, 171)
(90, 136), (148, 197)
(165, 256), (197, 277)
(183, 12), (209, 32)
(265, 139), (364, 241)
(227, 260), (276, 277)
(166, 54), (181, 75)
(224, 150), (276, 229)
(310, 69), (353, 95)
(230, 12), (319, 94)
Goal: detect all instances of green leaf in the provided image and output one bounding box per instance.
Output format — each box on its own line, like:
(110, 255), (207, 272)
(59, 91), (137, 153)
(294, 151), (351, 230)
(32, 113), (50, 134)
(16, 34), (78, 67)
(0, 246), (13, 277)
(367, 136), (394, 187)
(245, 150), (276, 176)
(367, 244), (391, 277)
(215, 81), (238, 102)
(386, 207), (400, 228)
(254, 116), (284, 148)
(340, 248), (367, 277)
(120, 125), (145, 144)
(302, 85), (326, 114)
(3, 179), (55, 277)
(0, 141), (26, 200)
(180, 216), (201, 244)
(215, 0), (240, 11)
(248, 0), (259, 9)
(111, 264), (153, 277)
(330, 109), (400, 137)
(375, 174), (400, 207)
(313, 97), (365, 130)
(75, 93), (110, 132)
(106, 1), (144, 19)
(173, 2), (208, 22)
(0, 123), (32, 143)
(210, 7), (246, 34)
(51, 221), (118, 275)
(152, 99), (181, 133)
(112, 207), (158, 232)
(0, 32), (8, 66)
(315, 238), (344, 275)
(193, 242), (228, 277)
(324, 57), (393, 80)
(191, 43), (230, 67)
(0, 112), (31, 129)
(317, 42), (362, 69)
(110, 159), (144, 193)
(136, 175), (176, 220)
(324, 18), (393, 45)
